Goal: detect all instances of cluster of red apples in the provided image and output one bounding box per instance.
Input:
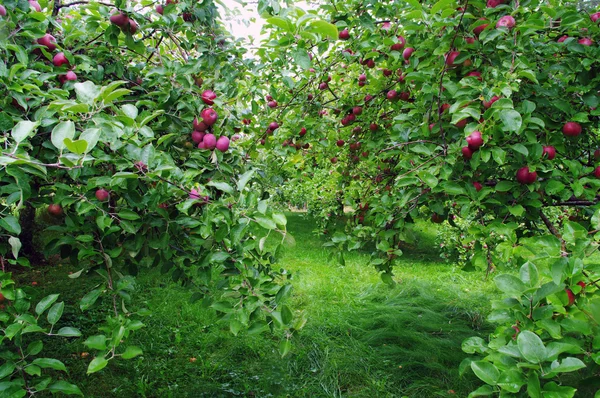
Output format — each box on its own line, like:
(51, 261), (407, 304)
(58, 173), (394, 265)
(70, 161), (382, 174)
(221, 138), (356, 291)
(190, 90), (230, 152)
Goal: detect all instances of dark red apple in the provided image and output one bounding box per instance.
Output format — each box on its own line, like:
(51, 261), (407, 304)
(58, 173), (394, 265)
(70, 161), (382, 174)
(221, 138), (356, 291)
(358, 74), (367, 82)
(331, 157), (338, 164)
(594, 166), (600, 178)
(370, 123), (378, 131)
(192, 131), (205, 143)
(579, 38), (593, 46)
(110, 12), (129, 28)
(431, 213), (445, 224)
(467, 131), (484, 151)
(0, 5), (6, 16)
(201, 90), (217, 105)
(445, 51), (460, 66)
(462, 146), (473, 160)
(353, 106), (362, 115)
(473, 182), (483, 191)
(517, 166), (537, 184)
(487, 0), (504, 7)
(562, 121), (582, 137)
(473, 20), (488, 37)
(465, 37), (475, 44)
(95, 189), (109, 201)
(193, 118), (208, 132)
(591, 12), (600, 23)
(299, 127), (307, 136)
(202, 134), (217, 150)
(156, 4), (164, 14)
(267, 100), (277, 108)
(542, 146), (556, 160)
(339, 29), (350, 40)
(336, 139), (345, 147)
(47, 204), (63, 216)
(566, 288), (575, 306)
(390, 36), (406, 51)
(482, 96), (500, 108)
(387, 90), (398, 101)
(269, 121), (279, 131)
(201, 108), (218, 126)
(319, 82), (328, 90)
(466, 71), (482, 80)
(557, 35), (569, 43)
(402, 47), (415, 61)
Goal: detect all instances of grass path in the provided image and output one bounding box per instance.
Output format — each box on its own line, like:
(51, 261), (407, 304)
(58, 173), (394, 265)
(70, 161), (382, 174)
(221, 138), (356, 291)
(25, 213), (498, 397)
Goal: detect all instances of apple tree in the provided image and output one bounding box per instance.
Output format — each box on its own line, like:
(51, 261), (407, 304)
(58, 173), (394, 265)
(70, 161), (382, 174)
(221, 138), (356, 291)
(254, 0), (600, 395)
(0, 0), (306, 394)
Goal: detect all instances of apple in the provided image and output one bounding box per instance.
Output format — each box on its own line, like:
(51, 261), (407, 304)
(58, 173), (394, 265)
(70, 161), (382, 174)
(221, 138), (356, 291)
(465, 37), (475, 44)
(95, 189), (109, 201)
(156, 4), (164, 14)
(594, 149), (600, 160)
(193, 118), (208, 132)
(269, 121), (279, 131)
(473, 20), (489, 37)
(445, 51), (460, 66)
(557, 35), (569, 43)
(402, 47), (415, 61)
(53, 52), (69, 67)
(577, 281), (587, 289)
(454, 119), (467, 128)
(438, 103), (450, 114)
(366, 59), (375, 68)
(191, 131), (205, 143)
(429, 123), (436, 131)
(358, 74), (367, 82)
(37, 33), (57, 51)
(0, 5), (6, 16)
(466, 71), (482, 80)
(594, 166), (600, 178)
(542, 146), (556, 160)
(482, 95), (500, 108)
(566, 288), (575, 306)
(189, 188), (201, 200)
(352, 106), (362, 115)
(579, 38), (593, 46)
(516, 166), (537, 184)
(496, 15), (516, 29)
(203, 133), (217, 150)
(201, 90), (217, 105)
(126, 19), (138, 34)
(466, 131), (484, 150)
(65, 71), (77, 81)
(336, 139), (345, 147)
(330, 157), (338, 164)
(47, 204), (63, 216)
(390, 36), (406, 51)
(364, 94), (374, 103)
(266, 95), (273, 101)
(387, 90), (398, 101)
(216, 136), (230, 152)
(299, 127), (307, 136)
(487, 0), (504, 7)
(370, 123), (378, 131)
(562, 121), (582, 136)
(267, 100), (277, 108)
(29, 0), (41, 12)
(110, 12), (129, 28)
(319, 82), (328, 90)
(591, 12), (600, 23)
(473, 182), (483, 192)
(400, 92), (410, 101)
(339, 28), (350, 40)
(0, 292), (4, 302)
(462, 146), (473, 160)
(431, 213), (445, 224)
(201, 108), (218, 126)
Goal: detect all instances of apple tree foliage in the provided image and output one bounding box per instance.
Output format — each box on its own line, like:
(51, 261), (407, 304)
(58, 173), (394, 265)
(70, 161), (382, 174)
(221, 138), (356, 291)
(255, 0), (600, 395)
(0, 0), (307, 394)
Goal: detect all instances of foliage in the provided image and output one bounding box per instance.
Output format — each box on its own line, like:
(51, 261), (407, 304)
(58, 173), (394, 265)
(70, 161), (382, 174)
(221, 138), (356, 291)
(255, 0), (600, 394)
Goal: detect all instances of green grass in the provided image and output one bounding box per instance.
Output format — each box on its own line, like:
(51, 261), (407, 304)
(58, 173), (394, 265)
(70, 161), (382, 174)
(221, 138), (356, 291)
(20, 213), (498, 397)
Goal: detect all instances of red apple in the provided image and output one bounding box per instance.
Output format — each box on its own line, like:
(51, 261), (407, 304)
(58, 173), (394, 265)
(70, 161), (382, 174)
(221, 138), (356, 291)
(465, 37), (475, 44)
(466, 71), (482, 80)
(201, 90), (217, 105)
(370, 123), (378, 131)
(387, 90), (398, 101)
(216, 136), (230, 152)
(0, 5), (6, 16)
(496, 15), (515, 29)
(566, 288), (575, 306)
(330, 157), (338, 164)
(47, 204), (63, 216)
(37, 33), (57, 51)
(201, 108), (218, 126)
(591, 12), (600, 23)
(390, 36), (406, 51)
(516, 166), (537, 184)
(53, 52), (69, 67)
(191, 131), (205, 143)
(466, 131), (483, 150)
(402, 47), (415, 61)
(542, 146), (556, 160)
(110, 12), (129, 28)
(431, 214), (445, 224)
(482, 95), (500, 108)
(29, 0), (41, 12)
(557, 35), (569, 43)
(473, 182), (483, 192)
(336, 139), (345, 147)
(579, 38), (593, 46)
(594, 166), (600, 178)
(267, 100), (277, 108)
(487, 0), (504, 7)
(454, 119), (468, 128)
(156, 4), (164, 14)
(202, 133), (217, 150)
(339, 29), (350, 40)
(95, 189), (109, 201)
(445, 51), (460, 66)
(319, 82), (328, 90)
(299, 127), (307, 136)
(193, 118), (208, 132)
(269, 121), (279, 130)
(473, 21), (489, 37)
(562, 121), (582, 137)
(462, 146), (473, 160)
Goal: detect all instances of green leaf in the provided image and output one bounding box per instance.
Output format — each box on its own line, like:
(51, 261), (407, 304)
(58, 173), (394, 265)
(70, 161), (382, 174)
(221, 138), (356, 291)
(83, 335), (107, 351)
(494, 274), (527, 296)
(87, 357), (109, 374)
(307, 20), (338, 39)
(8, 236), (21, 259)
(229, 319), (243, 336)
(430, 0), (454, 14)
(254, 216), (276, 230)
(211, 301), (233, 313)
(207, 181), (234, 194)
(468, 385), (494, 397)
(35, 294), (60, 315)
(48, 381), (83, 396)
(517, 330), (547, 363)
(497, 368), (526, 393)
(121, 346), (143, 359)
(51, 121), (76, 151)
(74, 81), (100, 104)
(0, 361), (16, 379)
(291, 48), (311, 69)
(266, 16), (293, 32)
(32, 358), (67, 371)
(470, 361), (500, 385)
(47, 302), (64, 325)
(80, 289), (102, 311)
(0, 215), (21, 235)
(551, 357), (586, 373)
(279, 339), (292, 358)
(63, 138), (88, 155)
(462, 337), (488, 354)
(12, 120), (38, 144)
(117, 210), (140, 221)
(27, 341), (43, 356)
(546, 180), (565, 195)
(237, 170), (255, 191)
(56, 327), (82, 337)
(499, 109), (522, 132)
(520, 262), (539, 287)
